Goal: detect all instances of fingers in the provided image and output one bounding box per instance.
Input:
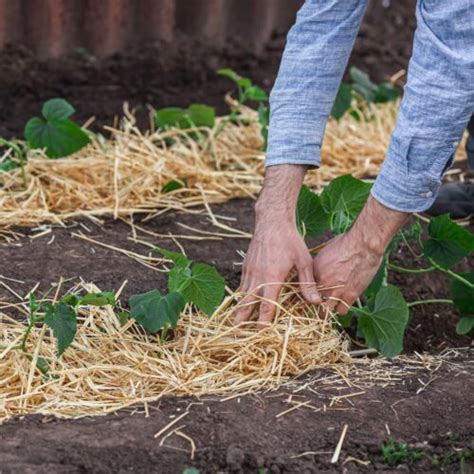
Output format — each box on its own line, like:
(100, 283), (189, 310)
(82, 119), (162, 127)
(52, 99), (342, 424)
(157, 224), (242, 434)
(234, 286), (260, 324)
(296, 258), (322, 305)
(257, 283), (283, 329)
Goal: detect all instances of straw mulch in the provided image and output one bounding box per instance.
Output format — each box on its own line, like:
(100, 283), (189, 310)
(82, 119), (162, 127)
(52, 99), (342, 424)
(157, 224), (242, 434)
(0, 282), (350, 422)
(0, 101), (407, 228)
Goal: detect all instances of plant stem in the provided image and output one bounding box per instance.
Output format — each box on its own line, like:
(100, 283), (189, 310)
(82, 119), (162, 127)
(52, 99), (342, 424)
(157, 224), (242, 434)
(407, 299), (453, 308)
(388, 263), (435, 274)
(440, 267), (474, 289)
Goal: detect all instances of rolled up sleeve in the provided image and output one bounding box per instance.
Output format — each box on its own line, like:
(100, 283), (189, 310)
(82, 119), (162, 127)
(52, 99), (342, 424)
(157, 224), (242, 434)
(266, 0), (368, 168)
(371, 0), (474, 212)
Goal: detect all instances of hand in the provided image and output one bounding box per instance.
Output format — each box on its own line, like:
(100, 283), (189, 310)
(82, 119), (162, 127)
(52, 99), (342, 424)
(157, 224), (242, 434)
(313, 195), (411, 314)
(235, 165), (321, 326)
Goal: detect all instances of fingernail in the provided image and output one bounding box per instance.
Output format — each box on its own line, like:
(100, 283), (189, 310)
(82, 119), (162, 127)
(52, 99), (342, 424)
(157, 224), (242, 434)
(311, 292), (321, 303)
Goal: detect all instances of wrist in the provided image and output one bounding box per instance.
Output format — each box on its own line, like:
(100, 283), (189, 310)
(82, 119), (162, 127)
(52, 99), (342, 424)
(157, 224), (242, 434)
(349, 195), (412, 255)
(255, 164), (308, 223)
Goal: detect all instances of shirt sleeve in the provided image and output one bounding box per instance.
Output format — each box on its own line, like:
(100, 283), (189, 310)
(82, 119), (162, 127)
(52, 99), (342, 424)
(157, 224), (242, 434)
(371, 0), (474, 212)
(266, 0), (368, 168)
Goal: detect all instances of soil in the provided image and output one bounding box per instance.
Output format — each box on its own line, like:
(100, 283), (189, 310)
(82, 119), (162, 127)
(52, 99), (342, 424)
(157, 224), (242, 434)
(2, 1), (473, 472)
(1, 358), (473, 473)
(0, 1), (416, 140)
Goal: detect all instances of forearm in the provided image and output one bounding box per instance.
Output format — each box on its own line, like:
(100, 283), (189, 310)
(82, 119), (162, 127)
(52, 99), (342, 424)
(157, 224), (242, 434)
(255, 165), (307, 224)
(266, 0), (368, 168)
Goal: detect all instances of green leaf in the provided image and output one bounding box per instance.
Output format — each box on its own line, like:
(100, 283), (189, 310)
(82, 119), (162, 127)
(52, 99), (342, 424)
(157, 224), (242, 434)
(155, 105), (215, 130)
(331, 83), (352, 120)
(44, 302), (77, 355)
(246, 86), (268, 102)
(187, 104), (215, 128)
(155, 108), (187, 128)
(450, 272), (474, 315)
(42, 98), (75, 121)
(374, 82), (400, 103)
(154, 247), (190, 268)
(358, 285), (409, 357)
(60, 294), (81, 307)
(168, 263), (225, 315)
(296, 185), (330, 238)
(217, 68), (252, 89)
(79, 292), (115, 306)
(456, 317), (474, 335)
(321, 175), (372, 234)
(423, 214), (474, 269)
(25, 116), (90, 159)
(162, 179), (185, 194)
(349, 67), (377, 103)
(129, 290), (185, 333)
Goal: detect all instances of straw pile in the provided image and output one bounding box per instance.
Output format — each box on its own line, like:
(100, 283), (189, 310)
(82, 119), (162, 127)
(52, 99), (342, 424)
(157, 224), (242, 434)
(0, 282), (350, 422)
(0, 101), (408, 228)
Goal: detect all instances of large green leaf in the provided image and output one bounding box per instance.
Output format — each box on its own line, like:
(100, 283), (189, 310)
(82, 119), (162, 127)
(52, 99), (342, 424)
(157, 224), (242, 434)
(246, 85), (268, 102)
(358, 285), (409, 358)
(423, 214), (474, 269)
(24, 98), (90, 158)
(168, 263), (225, 316)
(155, 108), (187, 128)
(321, 175), (372, 234)
(44, 302), (77, 355)
(450, 272), (474, 315)
(296, 185), (330, 238)
(331, 83), (352, 120)
(129, 290), (185, 333)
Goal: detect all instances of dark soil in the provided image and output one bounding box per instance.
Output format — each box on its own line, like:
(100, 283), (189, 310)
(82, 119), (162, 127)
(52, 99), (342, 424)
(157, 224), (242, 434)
(1, 199), (472, 354)
(1, 359), (473, 473)
(2, 1), (473, 472)
(0, 0), (416, 139)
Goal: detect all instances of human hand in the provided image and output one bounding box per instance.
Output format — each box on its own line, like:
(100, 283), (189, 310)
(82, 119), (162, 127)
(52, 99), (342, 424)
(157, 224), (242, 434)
(235, 164), (321, 326)
(313, 195), (411, 314)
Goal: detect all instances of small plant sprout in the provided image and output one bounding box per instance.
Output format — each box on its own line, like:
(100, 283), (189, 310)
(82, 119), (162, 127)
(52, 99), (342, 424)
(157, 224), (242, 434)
(3, 291), (115, 374)
(331, 66), (400, 120)
(296, 175), (474, 357)
(381, 439), (424, 466)
(217, 68), (270, 149)
(25, 98), (91, 158)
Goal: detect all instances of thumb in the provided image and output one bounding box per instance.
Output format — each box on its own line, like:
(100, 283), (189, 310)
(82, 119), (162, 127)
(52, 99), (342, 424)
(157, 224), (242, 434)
(297, 259), (322, 304)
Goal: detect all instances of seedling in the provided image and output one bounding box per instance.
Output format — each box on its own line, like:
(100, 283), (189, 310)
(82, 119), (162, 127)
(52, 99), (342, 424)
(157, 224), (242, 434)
(1, 98), (91, 188)
(331, 66), (400, 120)
(381, 439), (423, 466)
(4, 291), (115, 374)
(297, 175), (474, 357)
(217, 68), (269, 149)
(127, 248), (226, 337)
(25, 98), (90, 158)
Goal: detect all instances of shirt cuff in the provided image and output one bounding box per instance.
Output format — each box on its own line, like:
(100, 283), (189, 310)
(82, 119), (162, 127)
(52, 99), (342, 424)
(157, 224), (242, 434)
(371, 136), (455, 213)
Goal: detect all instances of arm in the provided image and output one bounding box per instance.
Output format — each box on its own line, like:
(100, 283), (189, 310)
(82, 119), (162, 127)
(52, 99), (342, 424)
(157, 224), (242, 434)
(236, 0), (369, 324)
(314, 0), (474, 312)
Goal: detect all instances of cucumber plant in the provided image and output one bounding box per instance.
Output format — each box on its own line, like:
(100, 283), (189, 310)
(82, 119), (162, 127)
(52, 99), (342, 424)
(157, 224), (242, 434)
(331, 66), (400, 120)
(5, 291), (115, 374)
(0, 98), (91, 187)
(217, 68), (269, 149)
(297, 175), (474, 356)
